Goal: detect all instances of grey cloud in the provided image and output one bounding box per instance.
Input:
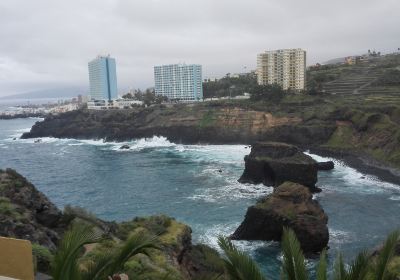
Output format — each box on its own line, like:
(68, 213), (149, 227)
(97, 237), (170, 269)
(0, 0), (399, 97)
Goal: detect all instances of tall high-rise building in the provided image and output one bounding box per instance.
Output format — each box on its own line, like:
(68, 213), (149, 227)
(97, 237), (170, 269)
(257, 49), (306, 91)
(88, 55), (118, 101)
(154, 64), (203, 102)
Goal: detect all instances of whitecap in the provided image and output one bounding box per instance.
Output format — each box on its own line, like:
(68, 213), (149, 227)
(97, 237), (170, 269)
(329, 229), (353, 245)
(195, 222), (271, 253)
(306, 152), (400, 194)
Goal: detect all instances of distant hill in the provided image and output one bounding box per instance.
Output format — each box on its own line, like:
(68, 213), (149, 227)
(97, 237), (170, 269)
(0, 87), (86, 100)
(322, 57), (347, 65)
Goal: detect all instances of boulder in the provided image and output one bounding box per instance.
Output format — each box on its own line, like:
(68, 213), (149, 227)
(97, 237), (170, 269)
(316, 161), (335, 171)
(238, 142), (318, 190)
(119, 144), (130, 150)
(231, 181), (329, 253)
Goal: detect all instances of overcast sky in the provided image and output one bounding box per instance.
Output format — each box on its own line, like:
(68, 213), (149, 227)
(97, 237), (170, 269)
(0, 0), (399, 97)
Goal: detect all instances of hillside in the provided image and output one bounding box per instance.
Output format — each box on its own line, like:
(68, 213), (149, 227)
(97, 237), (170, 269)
(308, 53), (400, 95)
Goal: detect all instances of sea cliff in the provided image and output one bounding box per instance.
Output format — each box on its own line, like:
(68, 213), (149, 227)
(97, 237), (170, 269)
(21, 94), (400, 177)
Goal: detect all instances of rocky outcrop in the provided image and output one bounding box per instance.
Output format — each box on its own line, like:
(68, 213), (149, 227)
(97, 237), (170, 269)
(0, 169), (224, 278)
(231, 182), (329, 254)
(238, 142), (319, 190)
(316, 161), (335, 171)
(21, 106), (336, 147)
(0, 168), (63, 250)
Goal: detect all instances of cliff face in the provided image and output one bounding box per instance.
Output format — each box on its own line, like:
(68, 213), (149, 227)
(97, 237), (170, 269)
(21, 96), (400, 172)
(21, 104), (335, 146)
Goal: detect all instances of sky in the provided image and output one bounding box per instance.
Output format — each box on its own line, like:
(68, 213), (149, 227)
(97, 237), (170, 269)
(0, 0), (399, 97)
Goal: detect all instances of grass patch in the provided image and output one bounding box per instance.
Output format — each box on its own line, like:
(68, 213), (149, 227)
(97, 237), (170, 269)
(0, 196), (21, 219)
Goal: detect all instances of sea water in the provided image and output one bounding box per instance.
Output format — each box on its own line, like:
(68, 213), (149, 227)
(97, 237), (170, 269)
(1, 118), (400, 278)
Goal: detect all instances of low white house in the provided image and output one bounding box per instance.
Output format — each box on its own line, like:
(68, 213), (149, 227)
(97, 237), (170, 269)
(87, 99), (143, 110)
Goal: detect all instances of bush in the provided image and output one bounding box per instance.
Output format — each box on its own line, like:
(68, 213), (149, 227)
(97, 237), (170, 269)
(32, 243), (53, 273)
(249, 84), (285, 103)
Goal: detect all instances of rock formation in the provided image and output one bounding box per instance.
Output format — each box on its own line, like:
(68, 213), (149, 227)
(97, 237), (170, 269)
(231, 181), (329, 254)
(238, 142), (319, 190)
(0, 168), (224, 278)
(316, 161), (335, 171)
(0, 168), (63, 250)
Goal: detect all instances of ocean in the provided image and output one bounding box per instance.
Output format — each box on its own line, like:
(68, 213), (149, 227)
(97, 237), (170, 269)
(1, 118), (400, 278)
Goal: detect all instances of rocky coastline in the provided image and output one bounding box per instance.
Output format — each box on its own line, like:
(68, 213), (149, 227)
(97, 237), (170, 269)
(20, 99), (400, 177)
(0, 168), (225, 278)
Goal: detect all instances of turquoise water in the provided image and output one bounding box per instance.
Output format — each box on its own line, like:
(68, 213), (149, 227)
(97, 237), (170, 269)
(1, 118), (400, 278)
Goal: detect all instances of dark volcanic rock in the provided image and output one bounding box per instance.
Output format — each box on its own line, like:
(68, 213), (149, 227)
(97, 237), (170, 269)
(316, 161), (335, 171)
(238, 142), (318, 189)
(0, 168), (63, 249)
(119, 144), (130, 149)
(231, 181), (329, 253)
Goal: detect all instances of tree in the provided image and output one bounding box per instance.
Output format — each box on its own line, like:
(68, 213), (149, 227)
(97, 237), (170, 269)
(218, 228), (400, 280)
(121, 93), (133, 99)
(249, 84), (285, 102)
(51, 223), (159, 280)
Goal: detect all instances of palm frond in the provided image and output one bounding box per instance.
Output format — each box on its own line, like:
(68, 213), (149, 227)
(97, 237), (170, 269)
(316, 249), (327, 280)
(374, 230), (400, 280)
(346, 250), (369, 280)
(51, 223), (103, 280)
(333, 253), (347, 280)
(281, 228), (308, 280)
(217, 236), (266, 280)
(102, 232), (160, 277)
(80, 251), (114, 280)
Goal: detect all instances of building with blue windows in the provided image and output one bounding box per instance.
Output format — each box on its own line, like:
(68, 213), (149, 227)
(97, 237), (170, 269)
(88, 55), (118, 101)
(154, 64), (203, 102)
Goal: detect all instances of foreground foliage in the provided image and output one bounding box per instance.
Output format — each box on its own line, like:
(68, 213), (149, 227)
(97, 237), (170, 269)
(218, 228), (400, 280)
(52, 222), (400, 280)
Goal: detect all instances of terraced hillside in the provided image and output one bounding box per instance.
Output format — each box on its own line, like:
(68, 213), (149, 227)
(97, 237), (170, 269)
(308, 53), (400, 95)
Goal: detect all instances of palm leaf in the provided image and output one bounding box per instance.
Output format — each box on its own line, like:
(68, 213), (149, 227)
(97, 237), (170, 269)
(316, 249), (327, 280)
(346, 250), (369, 280)
(333, 253), (347, 280)
(101, 232), (160, 277)
(218, 236), (266, 280)
(51, 223), (104, 280)
(374, 230), (400, 280)
(281, 228), (308, 280)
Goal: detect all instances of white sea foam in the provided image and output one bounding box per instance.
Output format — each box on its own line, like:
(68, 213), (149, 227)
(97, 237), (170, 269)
(329, 229), (353, 245)
(109, 136), (178, 152)
(306, 152), (400, 194)
(195, 222), (271, 254)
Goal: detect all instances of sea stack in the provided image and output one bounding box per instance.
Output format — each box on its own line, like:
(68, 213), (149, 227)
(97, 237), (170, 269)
(231, 182), (329, 254)
(238, 142), (319, 191)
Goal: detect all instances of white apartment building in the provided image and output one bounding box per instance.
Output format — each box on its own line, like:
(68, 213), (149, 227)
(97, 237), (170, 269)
(154, 64), (203, 102)
(257, 48), (306, 91)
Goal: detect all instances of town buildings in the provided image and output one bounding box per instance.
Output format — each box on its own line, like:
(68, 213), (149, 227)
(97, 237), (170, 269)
(154, 64), (203, 102)
(87, 99), (143, 110)
(257, 48), (306, 91)
(88, 55), (118, 101)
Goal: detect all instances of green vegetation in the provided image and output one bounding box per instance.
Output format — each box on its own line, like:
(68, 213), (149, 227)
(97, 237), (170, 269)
(373, 69), (400, 86)
(203, 73), (257, 99)
(51, 223), (159, 280)
(218, 228), (400, 280)
(32, 243), (53, 273)
(199, 110), (215, 128)
(0, 196), (21, 219)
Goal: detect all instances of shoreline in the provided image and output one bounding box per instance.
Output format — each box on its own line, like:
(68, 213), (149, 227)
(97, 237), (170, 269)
(308, 147), (400, 186)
